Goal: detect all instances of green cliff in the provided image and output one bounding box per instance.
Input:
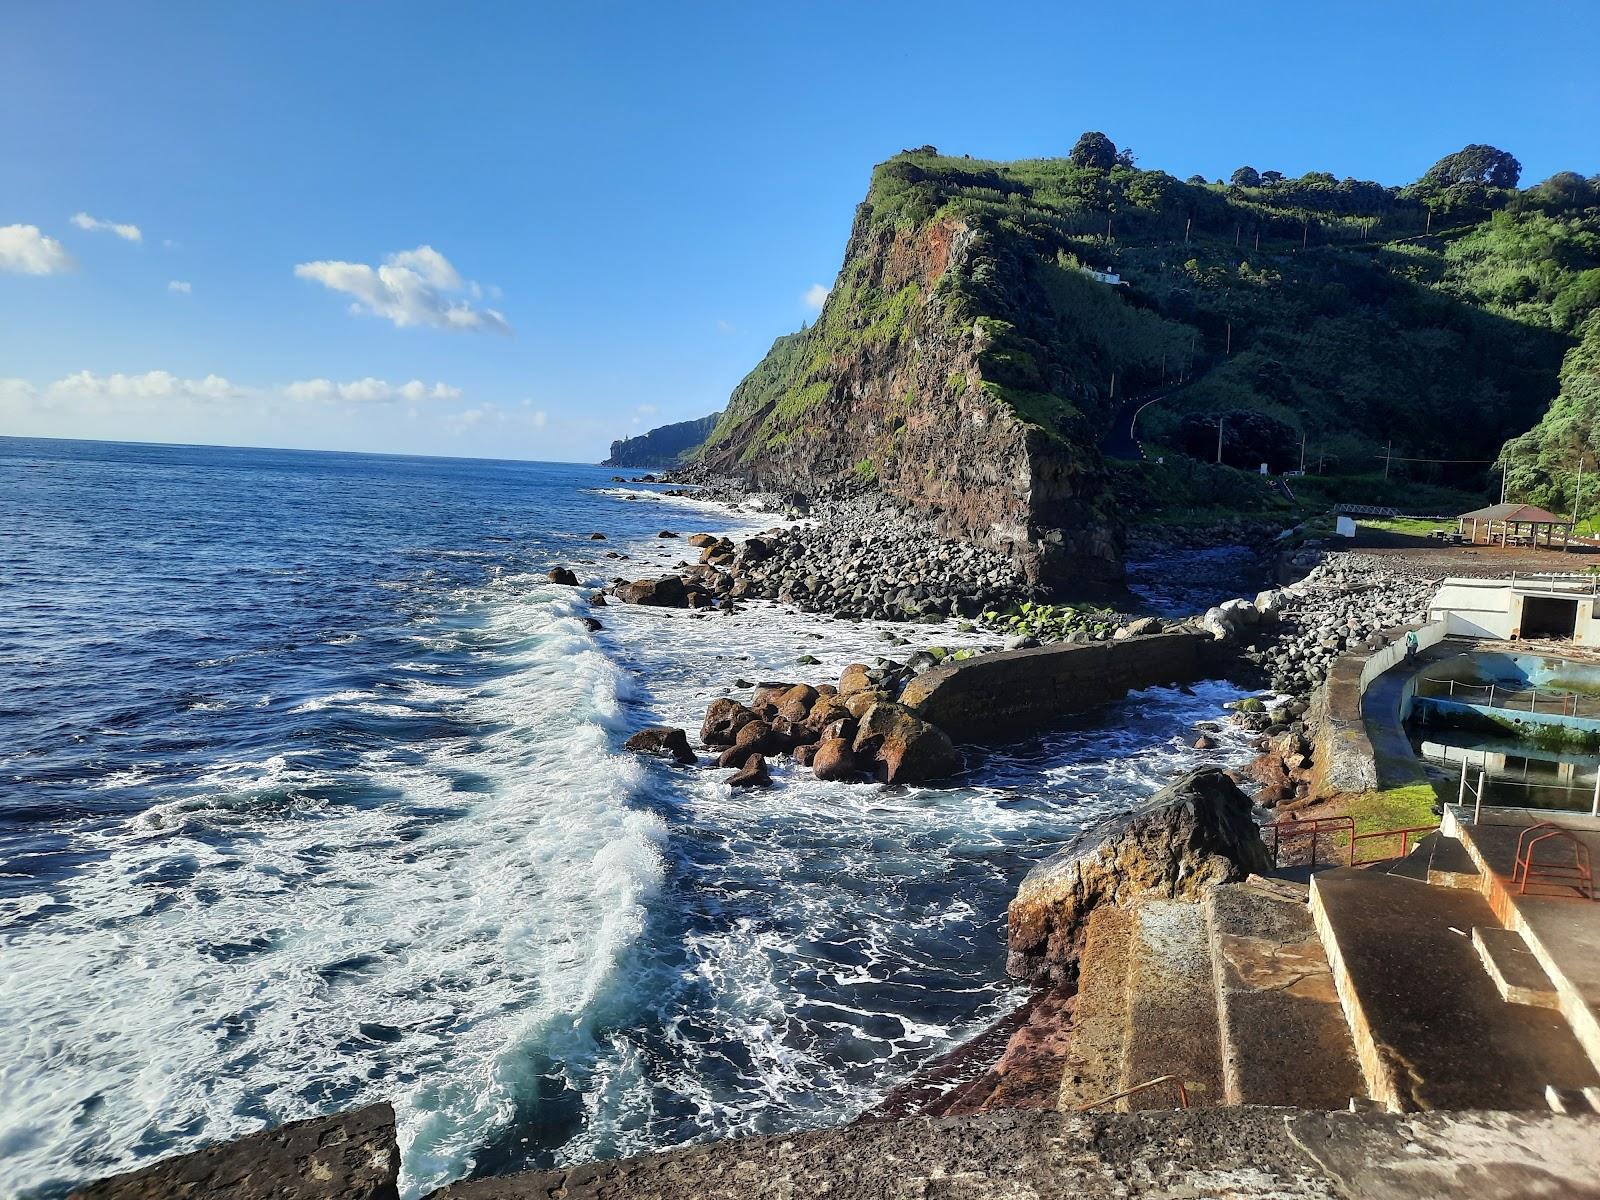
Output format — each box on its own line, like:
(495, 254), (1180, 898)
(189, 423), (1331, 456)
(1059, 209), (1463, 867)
(699, 144), (1598, 588)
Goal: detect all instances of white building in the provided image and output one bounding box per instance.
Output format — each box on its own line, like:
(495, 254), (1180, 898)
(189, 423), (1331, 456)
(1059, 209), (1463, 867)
(1428, 574), (1600, 642)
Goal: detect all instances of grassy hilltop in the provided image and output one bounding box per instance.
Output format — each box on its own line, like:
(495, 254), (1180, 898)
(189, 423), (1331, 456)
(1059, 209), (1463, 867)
(700, 136), (1599, 532)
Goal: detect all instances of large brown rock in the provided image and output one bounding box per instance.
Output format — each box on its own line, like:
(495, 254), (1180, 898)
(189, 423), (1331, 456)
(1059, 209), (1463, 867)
(751, 682), (798, 714)
(838, 664), (874, 695)
(68, 1104), (400, 1200)
(547, 567), (578, 586)
(811, 737), (858, 782)
(852, 703), (961, 785)
(701, 698), (756, 746)
(776, 683), (819, 723)
(1005, 767), (1270, 986)
(623, 726), (696, 766)
(615, 575), (689, 607)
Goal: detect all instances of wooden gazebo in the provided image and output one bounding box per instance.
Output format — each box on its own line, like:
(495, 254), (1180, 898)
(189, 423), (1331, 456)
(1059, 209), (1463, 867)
(1457, 502), (1575, 549)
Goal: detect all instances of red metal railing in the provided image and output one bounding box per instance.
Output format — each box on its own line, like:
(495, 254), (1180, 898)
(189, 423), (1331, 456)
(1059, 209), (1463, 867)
(1514, 822), (1595, 900)
(1266, 817), (1440, 867)
(1351, 825), (1439, 866)
(1076, 1074), (1191, 1113)
(1266, 816), (1354, 867)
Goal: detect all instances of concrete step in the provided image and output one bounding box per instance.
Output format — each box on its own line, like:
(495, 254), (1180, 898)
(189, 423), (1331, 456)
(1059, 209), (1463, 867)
(1472, 926), (1561, 1009)
(1427, 834), (1482, 890)
(1056, 906), (1135, 1112)
(1119, 899), (1222, 1109)
(1310, 868), (1600, 1111)
(1205, 883), (1366, 1108)
(1376, 831), (1436, 882)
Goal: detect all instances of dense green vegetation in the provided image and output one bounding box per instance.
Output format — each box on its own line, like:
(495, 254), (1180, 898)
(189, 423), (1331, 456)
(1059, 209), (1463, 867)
(704, 134), (1599, 516)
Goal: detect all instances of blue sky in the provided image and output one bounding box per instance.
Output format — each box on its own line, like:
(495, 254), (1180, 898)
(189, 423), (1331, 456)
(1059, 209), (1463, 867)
(3, 0), (1596, 462)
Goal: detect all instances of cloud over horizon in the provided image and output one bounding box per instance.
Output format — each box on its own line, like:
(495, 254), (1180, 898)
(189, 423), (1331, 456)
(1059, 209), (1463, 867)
(71, 212), (143, 242)
(294, 244), (510, 333)
(0, 225), (76, 275)
(803, 282), (830, 311)
(0, 370), (464, 414)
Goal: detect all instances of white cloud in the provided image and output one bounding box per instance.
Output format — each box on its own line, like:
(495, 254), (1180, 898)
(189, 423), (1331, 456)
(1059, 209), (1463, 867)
(636, 403), (658, 415)
(283, 377), (462, 404)
(0, 225), (75, 275)
(294, 244), (510, 333)
(716, 319), (735, 334)
(168, 280), (192, 294)
(71, 212), (143, 242)
(46, 370), (238, 402)
(1, 371), (463, 419)
(803, 282), (830, 311)
(531, 409), (548, 429)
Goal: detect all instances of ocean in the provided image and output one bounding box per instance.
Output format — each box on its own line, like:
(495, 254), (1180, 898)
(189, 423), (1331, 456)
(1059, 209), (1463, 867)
(0, 437), (1248, 1198)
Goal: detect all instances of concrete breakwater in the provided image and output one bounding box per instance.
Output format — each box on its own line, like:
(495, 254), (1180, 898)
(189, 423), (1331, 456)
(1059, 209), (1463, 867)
(900, 631), (1217, 742)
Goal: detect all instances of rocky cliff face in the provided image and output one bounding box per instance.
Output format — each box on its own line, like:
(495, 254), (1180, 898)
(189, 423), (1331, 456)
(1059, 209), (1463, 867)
(698, 168), (1142, 592)
(603, 411), (721, 468)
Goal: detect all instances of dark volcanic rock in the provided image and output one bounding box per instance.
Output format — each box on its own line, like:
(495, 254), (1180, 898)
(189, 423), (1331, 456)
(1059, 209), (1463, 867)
(68, 1104), (400, 1200)
(727, 754), (771, 789)
(623, 726), (696, 766)
(701, 698), (756, 746)
(547, 567), (578, 586)
(616, 575), (688, 607)
(852, 702), (961, 785)
(1006, 767), (1270, 986)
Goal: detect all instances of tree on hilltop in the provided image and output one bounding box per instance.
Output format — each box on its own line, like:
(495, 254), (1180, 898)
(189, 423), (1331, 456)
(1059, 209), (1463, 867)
(1261, 170), (1284, 184)
(1230, 166), (1261, 188)
(1070, 131), (1117, 170)
(1422, 144), (1522, 189)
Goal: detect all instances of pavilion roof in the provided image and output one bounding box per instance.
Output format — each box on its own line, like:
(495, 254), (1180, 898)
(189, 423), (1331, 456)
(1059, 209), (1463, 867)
(1458, 502), (1570, 523)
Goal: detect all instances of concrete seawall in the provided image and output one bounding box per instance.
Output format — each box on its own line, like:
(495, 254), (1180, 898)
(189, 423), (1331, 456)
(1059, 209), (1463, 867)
(900, 631), (1215, 742)
(1307, 621), (1446, 798)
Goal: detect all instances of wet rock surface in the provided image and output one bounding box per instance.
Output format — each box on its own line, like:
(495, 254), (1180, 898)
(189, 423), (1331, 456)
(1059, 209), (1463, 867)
(423, 1107), (1600, 1199)
(69, 1104), (400, 1200)
(1006, 767), (1270, 986)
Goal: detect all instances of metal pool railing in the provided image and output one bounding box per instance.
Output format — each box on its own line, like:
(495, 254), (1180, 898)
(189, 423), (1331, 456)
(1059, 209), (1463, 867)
(1415, 676), (1600, 720)
(1457, 760), (1600, 821)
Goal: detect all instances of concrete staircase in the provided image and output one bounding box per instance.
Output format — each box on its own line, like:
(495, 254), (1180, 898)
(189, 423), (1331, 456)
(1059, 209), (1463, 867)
(1058, 879), (1363, 1113)
(1311, 818), (1600, 1113)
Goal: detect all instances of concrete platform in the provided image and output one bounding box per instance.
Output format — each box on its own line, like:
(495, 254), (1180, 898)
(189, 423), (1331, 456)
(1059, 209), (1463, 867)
(1310, 867), (1600, 1110)
(1206, 883), (1365, 1108)
(1447, 806), (1600, 1070)
(1120, 899), (1223, 1109)
(1056, 906), (1135, 1111)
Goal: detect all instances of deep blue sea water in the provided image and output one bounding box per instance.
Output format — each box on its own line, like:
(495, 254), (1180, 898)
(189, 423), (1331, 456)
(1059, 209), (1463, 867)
(0, 437), (1247, 1197)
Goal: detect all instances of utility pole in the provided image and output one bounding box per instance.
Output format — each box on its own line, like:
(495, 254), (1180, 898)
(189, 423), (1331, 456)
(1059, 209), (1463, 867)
(1225, 321), (1232, 355)
(1107, 214), (1113, 240)
(1574, 455), (1585, 532)
(1383, 441), (1392, 480)
(1300, 431), (1307, 473)
(1109, 371), (1117, 404)
(1185, 217), (1192, 244)
(1216, 414), (1226, 464)
(1426, 209), (1433, 235)
(1235, 223), (1241, 248)
(1302, 216), (1309, 250)
(1500, 466), (1509, 504)
(1254, 228), (1260, 252)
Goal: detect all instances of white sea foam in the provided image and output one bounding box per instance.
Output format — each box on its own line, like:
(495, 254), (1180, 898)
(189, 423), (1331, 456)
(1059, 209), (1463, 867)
(0, 585), (663, 1200)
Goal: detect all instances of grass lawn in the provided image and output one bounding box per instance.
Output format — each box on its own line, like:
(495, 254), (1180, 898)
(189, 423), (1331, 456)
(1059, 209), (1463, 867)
(1357, 516), (1450, 538)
